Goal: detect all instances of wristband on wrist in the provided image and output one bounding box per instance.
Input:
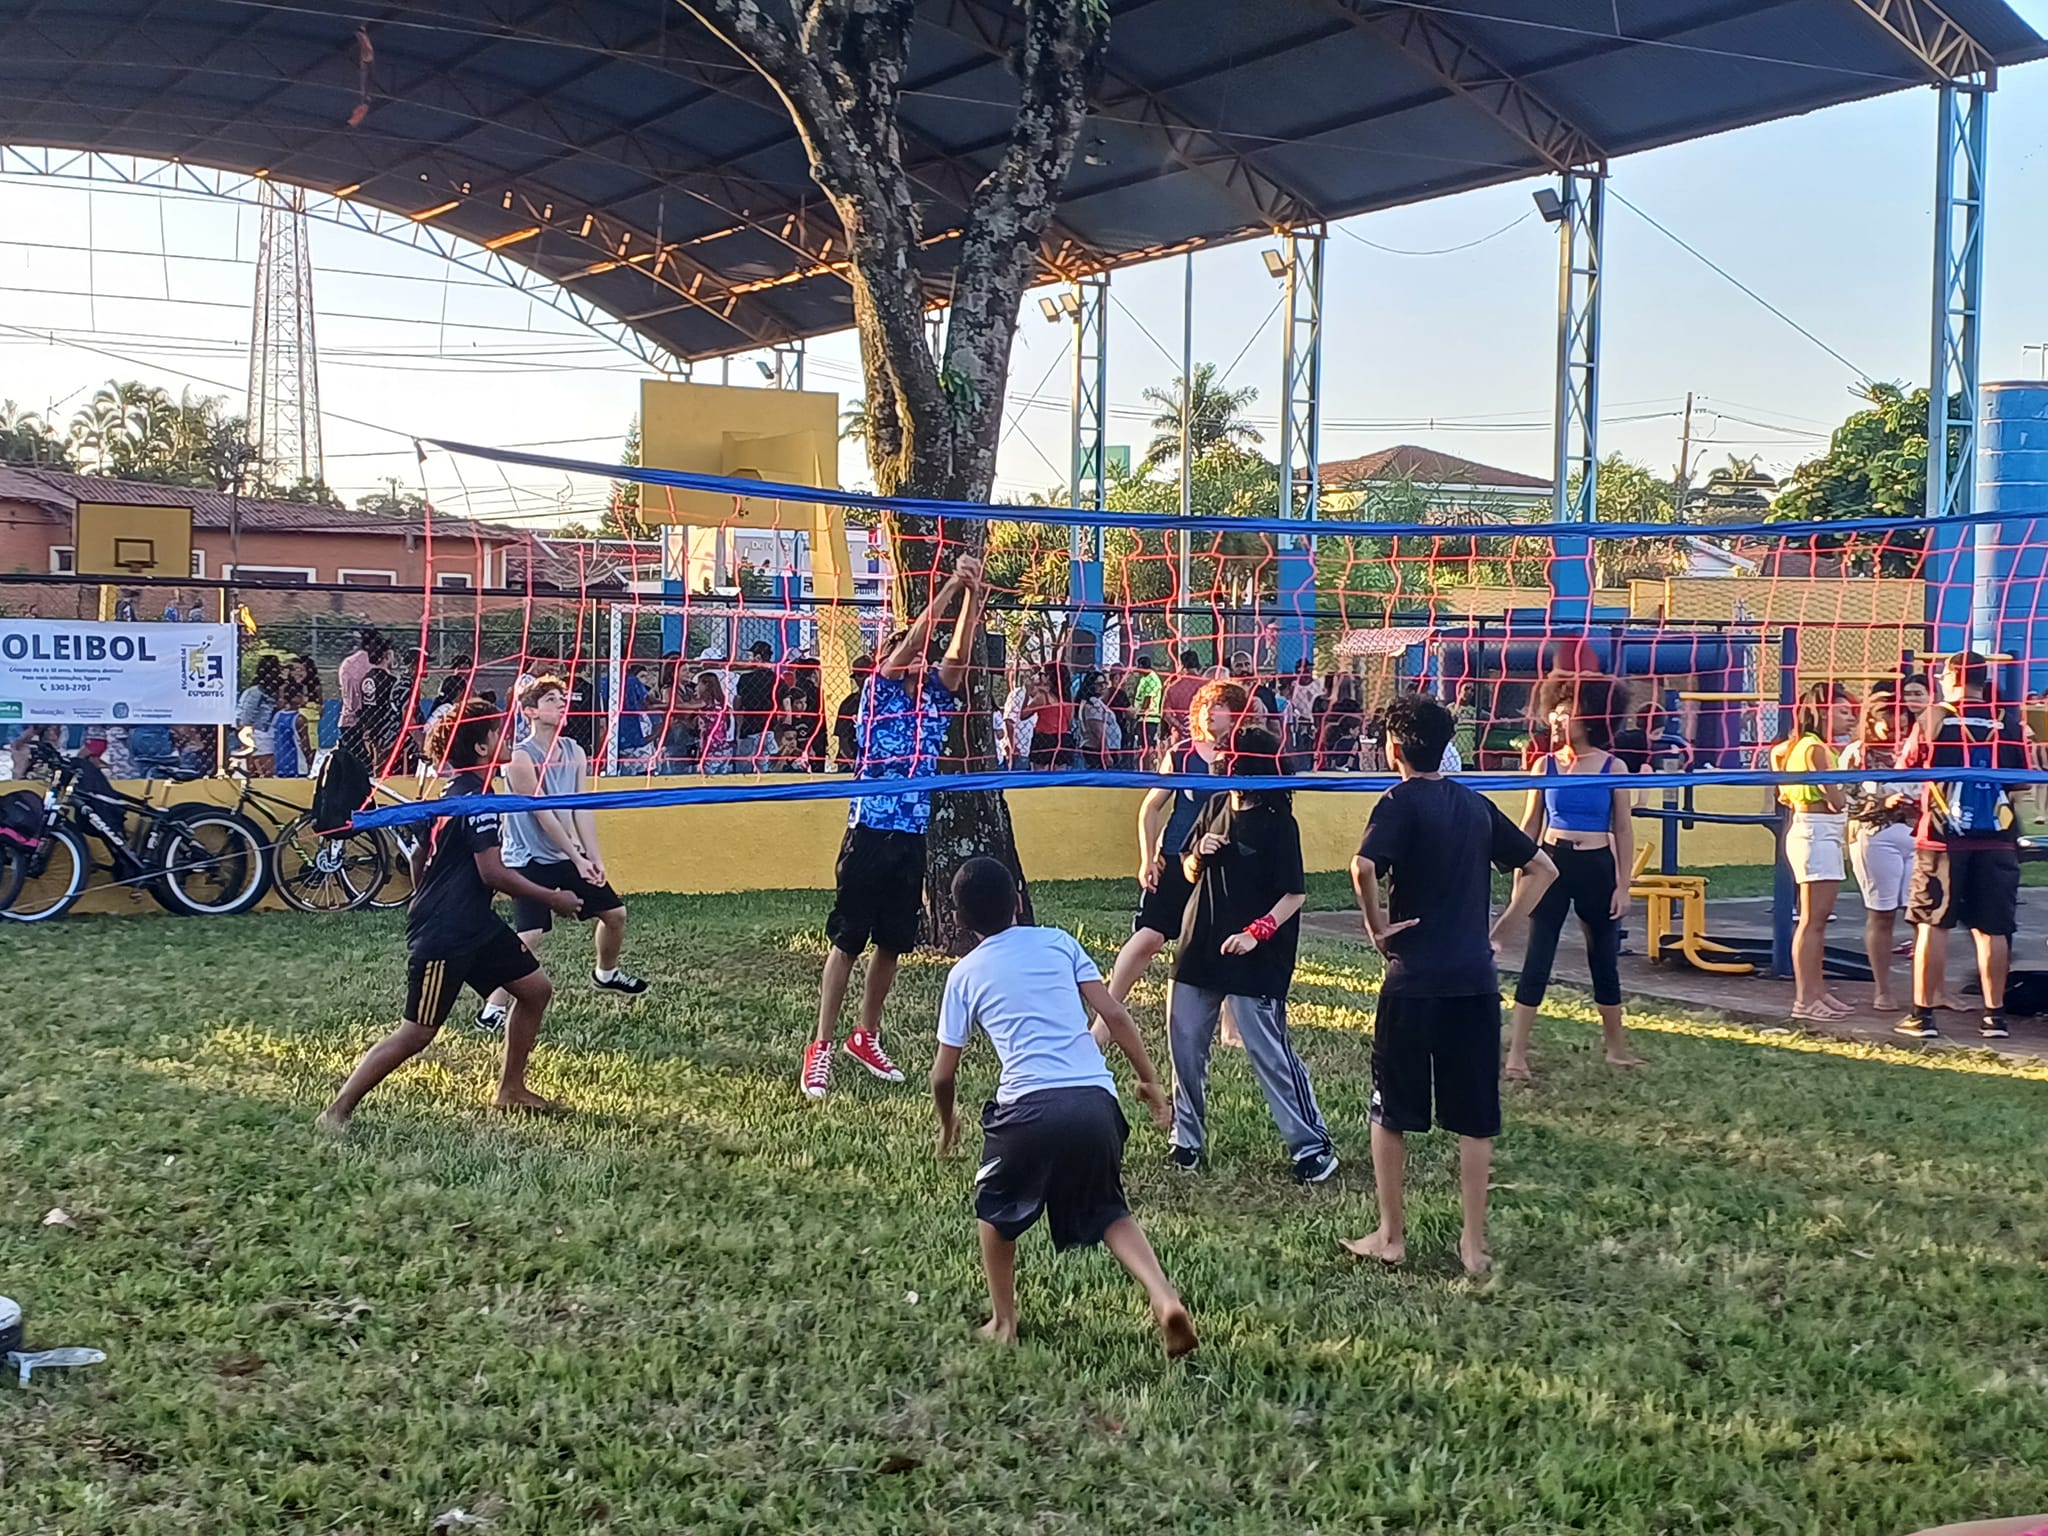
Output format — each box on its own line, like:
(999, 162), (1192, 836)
(1244, 915), (1279, 943)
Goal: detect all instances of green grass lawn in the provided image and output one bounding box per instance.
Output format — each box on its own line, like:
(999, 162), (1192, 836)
(7, 884), (2048, 1535)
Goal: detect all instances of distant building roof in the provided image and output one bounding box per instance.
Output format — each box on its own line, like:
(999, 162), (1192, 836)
(1319, 447), (1550, 494)
(0, 466), (523, 542)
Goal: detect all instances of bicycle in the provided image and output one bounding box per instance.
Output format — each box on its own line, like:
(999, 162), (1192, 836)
(2, 742), (272, 923)
(209, 756), (394, 915)
(360, 774), (429, 911)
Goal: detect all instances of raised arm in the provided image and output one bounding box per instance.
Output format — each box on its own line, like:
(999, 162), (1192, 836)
(935, 555), (986, 698)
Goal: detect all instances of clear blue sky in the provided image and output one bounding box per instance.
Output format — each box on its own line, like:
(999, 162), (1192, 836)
(6, 10), (2048, 526)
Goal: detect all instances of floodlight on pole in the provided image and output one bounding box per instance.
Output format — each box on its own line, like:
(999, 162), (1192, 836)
(1038, 296), (1062, 323)
(1261, 248), (1287, 279)
(1532, 188), (1566, 224)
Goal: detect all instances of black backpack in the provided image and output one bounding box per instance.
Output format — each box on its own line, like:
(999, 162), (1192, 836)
(0, 789), (42, 858)
(311, 748), (372, 836)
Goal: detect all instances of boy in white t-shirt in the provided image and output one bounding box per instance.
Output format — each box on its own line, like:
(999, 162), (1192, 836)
(931, 857), (1197, 1358)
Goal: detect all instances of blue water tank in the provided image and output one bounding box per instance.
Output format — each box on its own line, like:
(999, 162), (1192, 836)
(1976, 381), (2048, 691)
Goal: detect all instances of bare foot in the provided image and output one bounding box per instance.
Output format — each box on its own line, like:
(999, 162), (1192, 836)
(1822, 993), (1854, 1013)
(1460, 1241), (1493, 1277)
(491, 1091), (573, 1118)
(1340, 1232), (1405, 1266)
(1503, 1059), (1534, 1082)
(1872, 995), (1898, 1014)
(977, 1316), (1018, 1346)
(1156, 1303), (1199, 1359)
(1604, 1051), (1648, 1069)
(314, 1107), (352, 1135)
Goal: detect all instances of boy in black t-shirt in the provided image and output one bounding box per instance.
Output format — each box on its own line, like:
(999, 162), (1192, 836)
(1344, 692), (1556, 1275)
(319, 701), (581, 1129)
(1166, 728), (1337, 1183)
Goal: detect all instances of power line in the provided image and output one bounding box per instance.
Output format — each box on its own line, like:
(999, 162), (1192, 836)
(1607, 186), (1872, 383)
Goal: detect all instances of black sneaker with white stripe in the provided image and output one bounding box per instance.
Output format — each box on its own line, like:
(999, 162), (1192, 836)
(1293, 1148), (1340, 1185)
(1981, 1013), (2010, 1040)
(475, 1003), (508, 1033)
(594, 969), (648, 996)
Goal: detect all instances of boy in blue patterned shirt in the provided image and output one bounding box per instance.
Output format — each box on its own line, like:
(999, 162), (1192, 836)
(803, 554), (986, 1099)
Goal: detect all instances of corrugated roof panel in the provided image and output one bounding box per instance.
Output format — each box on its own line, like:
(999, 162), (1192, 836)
(0, 0), (2038, 362)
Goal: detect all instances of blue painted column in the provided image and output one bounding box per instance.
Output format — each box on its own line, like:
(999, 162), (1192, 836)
(1980, 381), (2048, 690)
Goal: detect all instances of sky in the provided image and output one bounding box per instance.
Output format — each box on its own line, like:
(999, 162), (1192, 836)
(8, 5), (2048, 530)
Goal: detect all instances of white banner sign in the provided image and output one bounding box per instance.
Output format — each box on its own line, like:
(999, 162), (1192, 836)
(0, 620), (238, 726)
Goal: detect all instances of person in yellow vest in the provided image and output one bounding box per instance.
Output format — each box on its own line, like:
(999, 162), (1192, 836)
(1770, 684), (1857, 1021)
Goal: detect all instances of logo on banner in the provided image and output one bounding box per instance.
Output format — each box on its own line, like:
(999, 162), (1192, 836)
(0, 702), (20, 721)
(181, 643), (228, 701)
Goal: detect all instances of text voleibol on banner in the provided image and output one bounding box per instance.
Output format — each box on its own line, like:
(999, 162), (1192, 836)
(0, 620), (237, 726)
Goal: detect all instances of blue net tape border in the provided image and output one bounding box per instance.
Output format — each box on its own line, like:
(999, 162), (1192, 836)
(351, 766), (2048, 830)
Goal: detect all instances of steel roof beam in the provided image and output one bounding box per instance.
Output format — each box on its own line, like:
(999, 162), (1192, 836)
(1313, 0), (1607, 172)
(1837, 0), (1998, 81)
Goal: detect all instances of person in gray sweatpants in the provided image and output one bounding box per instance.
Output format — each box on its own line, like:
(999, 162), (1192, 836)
(1165, 727), (1337, 1184)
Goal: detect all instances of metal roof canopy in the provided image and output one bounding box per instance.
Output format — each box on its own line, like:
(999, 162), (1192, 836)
(0, 1), (2041, 367)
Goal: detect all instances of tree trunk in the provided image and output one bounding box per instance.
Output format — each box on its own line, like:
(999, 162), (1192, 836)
(681, 0), (1106, 953)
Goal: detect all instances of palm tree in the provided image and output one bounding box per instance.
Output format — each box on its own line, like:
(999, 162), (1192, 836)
(840, 397), (869, 445)
(1139, 363), (1261, 470)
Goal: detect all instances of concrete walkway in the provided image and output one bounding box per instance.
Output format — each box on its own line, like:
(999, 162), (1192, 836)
(1303, 886), (2048, 1063)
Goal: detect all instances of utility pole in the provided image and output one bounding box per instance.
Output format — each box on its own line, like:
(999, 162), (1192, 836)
(246, 180), (324, 488)
(2025, 343), (2048, 380)
(1674, 390), (1696, 512)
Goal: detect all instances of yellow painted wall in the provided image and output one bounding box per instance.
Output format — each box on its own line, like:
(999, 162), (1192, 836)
(63, 776), (1780, 915)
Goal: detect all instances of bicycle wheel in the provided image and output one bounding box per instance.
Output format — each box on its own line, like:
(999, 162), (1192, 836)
(273, 812), (387, 914)
(3, 824), (89, 923)
(155, 807), (271, 917)
(364, 828), (417, 911)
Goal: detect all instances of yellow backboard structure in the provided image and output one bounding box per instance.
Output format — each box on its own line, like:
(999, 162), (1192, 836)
(640, 379), (863, 704)
(74, 501), (193, 578)
(639, 379), (842, 530)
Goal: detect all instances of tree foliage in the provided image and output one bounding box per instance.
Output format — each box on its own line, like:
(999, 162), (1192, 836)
(1770, 382), (1930, 524)
(0, 401), (74, 468)
(63, 381), (255, 490)
(1138, 363), (1262, 470)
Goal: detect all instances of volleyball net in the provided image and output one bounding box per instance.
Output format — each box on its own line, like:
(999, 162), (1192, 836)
(343, 436), (2048, 828)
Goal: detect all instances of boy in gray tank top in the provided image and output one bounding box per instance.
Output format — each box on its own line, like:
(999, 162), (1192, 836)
(478, 674), (649, 1030)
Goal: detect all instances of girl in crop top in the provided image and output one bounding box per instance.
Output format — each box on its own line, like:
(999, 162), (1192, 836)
(1771, 684), (1857, 1021)
(1839, 691), (1920, 1012)
(1506, 676), (1645, 1080)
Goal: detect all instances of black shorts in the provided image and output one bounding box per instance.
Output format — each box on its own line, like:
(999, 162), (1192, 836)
(1369, 990), (1503, 1139)
(510, 859), (626, 934)
(1908, 845), (2021, 935)
(825, 823), (926, 956)
(975, 1086), (1131, 1250)
(405, 925), (539, 1029)
(1134, 860), (1196, 939)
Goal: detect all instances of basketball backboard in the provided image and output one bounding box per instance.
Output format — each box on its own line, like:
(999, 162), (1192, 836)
(639, 380), (840, 529)
(75, 501), (193, 579)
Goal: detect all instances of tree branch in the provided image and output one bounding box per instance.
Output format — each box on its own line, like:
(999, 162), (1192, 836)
(946, 0), (1108, 490)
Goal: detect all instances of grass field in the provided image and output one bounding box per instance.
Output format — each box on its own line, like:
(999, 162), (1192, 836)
(7, 880), (2048, 1536)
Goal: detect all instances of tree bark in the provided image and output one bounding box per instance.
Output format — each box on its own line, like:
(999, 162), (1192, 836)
(680, 0), (1107, 951)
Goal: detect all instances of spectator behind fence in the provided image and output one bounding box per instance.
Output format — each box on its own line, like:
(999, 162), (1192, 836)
(1162, 647), (1205, 740)
(694, 670), (735, 773)
(1075, 670), (1121, 770)
(273, 655), (319, 778)
(1771, 683), (1857, 1023)
(732, 641), (779, 764)
(336, 628), (379, 740)
(1129, 654), (1164, 761)
(236, 654), (285, 776)
(1898, 650), (2029, 1042)
(834, 656), (875, 772)
(1841, 689), (1919, 1014)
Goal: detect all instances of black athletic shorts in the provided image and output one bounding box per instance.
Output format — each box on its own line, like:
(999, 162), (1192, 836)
(405, 925), (539, 1029)
(1133, 860), (1196, 939)
(825, 823), (926, 956)
(975, 1086), (1131, 1250)
(1369, 990), (1503, 1139)
(511, 858), (626, 934)
(1908, 845), (2021, 935)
